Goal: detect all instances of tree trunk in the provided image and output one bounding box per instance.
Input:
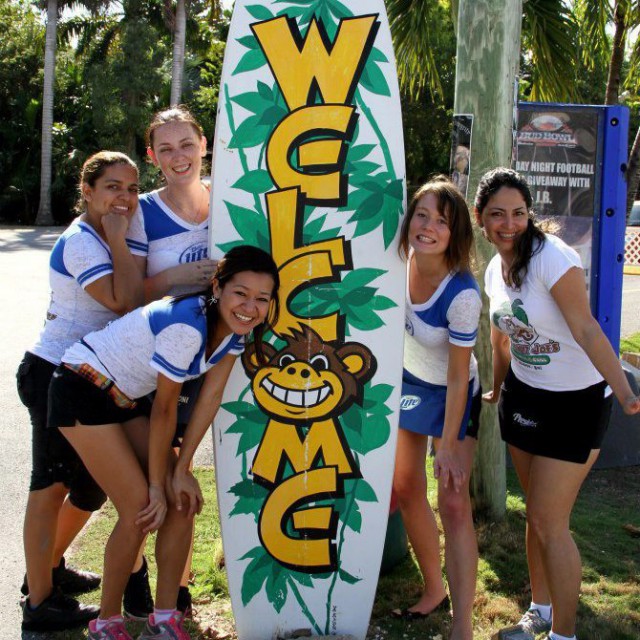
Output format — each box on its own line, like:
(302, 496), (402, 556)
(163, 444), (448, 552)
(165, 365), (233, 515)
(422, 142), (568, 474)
(627, 125), (640, 216)
(35, 0), (58, 226)
(170, 0), (186, 106)
(454, 0), (523, 520)
(605, 0), (627, 106)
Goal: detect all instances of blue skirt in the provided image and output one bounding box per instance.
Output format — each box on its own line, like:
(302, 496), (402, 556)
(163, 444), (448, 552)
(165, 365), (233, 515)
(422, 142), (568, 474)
(399, 369), (474, 439)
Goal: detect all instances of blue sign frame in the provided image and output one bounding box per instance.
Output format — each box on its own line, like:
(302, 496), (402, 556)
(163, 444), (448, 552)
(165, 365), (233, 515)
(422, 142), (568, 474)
(516, 102), (629, 351)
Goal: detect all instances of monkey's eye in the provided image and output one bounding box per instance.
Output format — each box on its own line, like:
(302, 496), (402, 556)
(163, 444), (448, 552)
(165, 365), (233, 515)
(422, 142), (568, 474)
(278, 353), (295, 367)
(309, 354), (329, 372)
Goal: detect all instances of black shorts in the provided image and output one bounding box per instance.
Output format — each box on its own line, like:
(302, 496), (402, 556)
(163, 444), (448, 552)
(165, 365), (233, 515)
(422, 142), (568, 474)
(16, 352), (106, 511)
(498, 367), (612, 464)
(466, 387), (482, 440)
(47, 365), (151, 430)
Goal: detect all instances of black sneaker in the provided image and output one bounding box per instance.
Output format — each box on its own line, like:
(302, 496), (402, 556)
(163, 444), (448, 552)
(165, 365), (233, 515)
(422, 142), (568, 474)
(21, 587), (100, 632)
(177, 585), (193, 619)
(123, 556), (153, 620)
(21, 556), (101, 596)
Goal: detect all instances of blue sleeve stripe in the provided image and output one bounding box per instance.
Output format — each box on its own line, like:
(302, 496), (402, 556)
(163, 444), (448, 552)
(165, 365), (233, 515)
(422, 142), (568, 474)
(126, 239), (148, 252)
(449, 328), (478, 341)
(152, 353), (188, 378)
(77, 263), (113, 285)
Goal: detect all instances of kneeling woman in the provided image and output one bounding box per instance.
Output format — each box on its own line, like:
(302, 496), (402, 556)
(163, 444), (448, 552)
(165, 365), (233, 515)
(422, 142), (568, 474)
(48, 246), (280, 640)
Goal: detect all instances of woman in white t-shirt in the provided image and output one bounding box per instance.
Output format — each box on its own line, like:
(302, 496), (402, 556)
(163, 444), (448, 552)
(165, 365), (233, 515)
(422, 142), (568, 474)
(48, 246), (280, 640)
(475, 168), (640, 640)
(17, 152), (143, 632)
(391, 178), (482, 640)
(125, 106), (218, 616)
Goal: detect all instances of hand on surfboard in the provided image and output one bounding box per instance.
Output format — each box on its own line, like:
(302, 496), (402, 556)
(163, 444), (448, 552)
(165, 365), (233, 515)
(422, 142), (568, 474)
(433, 448), (465, 493)
(172, 469), (204, 517)
(136, 483), (168, 533)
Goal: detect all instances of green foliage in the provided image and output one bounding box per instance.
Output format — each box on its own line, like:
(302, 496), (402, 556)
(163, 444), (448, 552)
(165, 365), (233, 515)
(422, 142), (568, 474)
(290, 268), (397, 336)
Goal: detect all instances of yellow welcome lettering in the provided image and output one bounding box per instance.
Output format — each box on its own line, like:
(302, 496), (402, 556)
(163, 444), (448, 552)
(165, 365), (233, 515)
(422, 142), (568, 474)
(267, 189), (348, 341)
(252, 419), (357, 486)
(252, 15), (379, 110)
(267, 104), (355, 203)
(259, 467), (338, 571)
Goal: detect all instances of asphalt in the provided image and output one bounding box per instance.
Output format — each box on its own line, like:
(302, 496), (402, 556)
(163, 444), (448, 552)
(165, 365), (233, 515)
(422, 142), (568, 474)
(0, 225), (638, 639)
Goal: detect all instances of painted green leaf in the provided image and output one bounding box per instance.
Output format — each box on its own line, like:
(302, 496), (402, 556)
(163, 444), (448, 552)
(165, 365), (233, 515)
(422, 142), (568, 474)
(383, 201), (402, 249)
(354, 479), (378, 502)
(232, 169), (274, 194)
(240, 546), (272, 605)
(385, 178), (404, 201)
(217, 240), (244, 254)
(346, 160), (381, 177)
(371, 295), (396, 311)
(233, 48), (267, 75)
(229, 478), (268, 521)
(236, 35), (259, 50)
(231, 91), (269, 115)
(348, 143), (375, 163)
(245, 4), (274, 20)
(339, 568), (361, 584)
(275, 5), (309, 20)
(341, 499), (362, 533)
(228, 115), (269, 149)
(359, 58), (391, 97)
(265, 564), (288, 613)
(347, 304), (385, 331)
(258, 104), (287, 126)
(368, 47), (389, 64)
(222, 400), (264, 419)
(342, 268), (386, 288)
(257, 81), (272, 100)
(328, 0), (352, 19)
(290, 570), (313, 587)
(224, 201), (269, 249)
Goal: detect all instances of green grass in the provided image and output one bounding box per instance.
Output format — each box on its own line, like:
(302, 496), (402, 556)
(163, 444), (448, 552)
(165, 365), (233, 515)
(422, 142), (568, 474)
(57, 464), (640, 640)
(620, 331), (640, 355)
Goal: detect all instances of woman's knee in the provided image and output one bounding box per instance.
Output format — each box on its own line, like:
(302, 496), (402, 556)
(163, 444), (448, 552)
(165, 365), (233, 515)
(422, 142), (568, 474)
(526, 503), (569, 545)
(438, 488), (471, 529)
(393, 472), (426, 507)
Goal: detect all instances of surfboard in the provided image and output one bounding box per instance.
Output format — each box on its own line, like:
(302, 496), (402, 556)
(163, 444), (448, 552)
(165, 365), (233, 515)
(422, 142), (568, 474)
(208, 2), (406, 638)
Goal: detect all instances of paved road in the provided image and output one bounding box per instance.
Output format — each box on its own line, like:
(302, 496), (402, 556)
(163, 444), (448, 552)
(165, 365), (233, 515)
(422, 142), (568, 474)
(0, 225), (638, 639)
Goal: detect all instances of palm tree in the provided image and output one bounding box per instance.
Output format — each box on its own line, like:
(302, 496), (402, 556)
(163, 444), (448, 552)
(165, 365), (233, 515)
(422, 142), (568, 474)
(35, 0), (58, 226)
(35, 0), (111, 226)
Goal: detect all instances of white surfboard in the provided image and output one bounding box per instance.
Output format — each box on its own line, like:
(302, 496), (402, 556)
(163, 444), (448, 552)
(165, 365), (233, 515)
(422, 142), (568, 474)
(209, 2), (406, 639)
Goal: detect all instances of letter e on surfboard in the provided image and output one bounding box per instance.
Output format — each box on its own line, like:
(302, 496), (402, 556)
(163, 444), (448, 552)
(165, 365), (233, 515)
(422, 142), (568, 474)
(208, 2), (406, 639)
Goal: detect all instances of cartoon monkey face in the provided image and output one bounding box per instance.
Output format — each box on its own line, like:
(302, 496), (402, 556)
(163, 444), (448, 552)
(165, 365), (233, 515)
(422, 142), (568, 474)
(242, 325), (376, 423)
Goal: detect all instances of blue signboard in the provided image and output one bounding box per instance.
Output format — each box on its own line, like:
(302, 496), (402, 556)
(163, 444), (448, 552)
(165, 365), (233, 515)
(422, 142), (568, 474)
(515, 103), (629, 351)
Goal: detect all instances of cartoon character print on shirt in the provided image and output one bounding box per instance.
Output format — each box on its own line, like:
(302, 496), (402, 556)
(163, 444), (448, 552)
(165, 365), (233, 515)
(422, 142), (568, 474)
(492, 298), (559, 366)
(241, 324), (376, 572)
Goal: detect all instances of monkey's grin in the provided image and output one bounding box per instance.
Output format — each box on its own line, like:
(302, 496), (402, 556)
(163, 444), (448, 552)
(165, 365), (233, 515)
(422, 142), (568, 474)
(260, 376), (332, 407)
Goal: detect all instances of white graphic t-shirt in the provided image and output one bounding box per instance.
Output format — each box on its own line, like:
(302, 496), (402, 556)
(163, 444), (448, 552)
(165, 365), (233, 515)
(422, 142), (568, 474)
(485, 234), (603, 391)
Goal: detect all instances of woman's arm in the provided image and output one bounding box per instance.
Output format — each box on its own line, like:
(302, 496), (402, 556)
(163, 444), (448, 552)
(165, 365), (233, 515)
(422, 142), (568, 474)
(84, 213), (144, 313)
(143, 259), (218, 303)
(173, 354), (237, 514)
(483, 325), (511, 403)
(551, 267), (640, 414)
(434, 344), (473, 492)
(136, 373), (182, 533)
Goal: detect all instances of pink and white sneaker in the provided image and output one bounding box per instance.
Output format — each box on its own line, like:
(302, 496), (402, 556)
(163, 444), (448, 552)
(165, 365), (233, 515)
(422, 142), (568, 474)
(88, 617), (133, 640)
(137, 611), (190, 639)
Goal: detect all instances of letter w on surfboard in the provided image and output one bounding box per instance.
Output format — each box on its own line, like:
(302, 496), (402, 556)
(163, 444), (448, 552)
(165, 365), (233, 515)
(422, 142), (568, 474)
(208, 2), (406, 639)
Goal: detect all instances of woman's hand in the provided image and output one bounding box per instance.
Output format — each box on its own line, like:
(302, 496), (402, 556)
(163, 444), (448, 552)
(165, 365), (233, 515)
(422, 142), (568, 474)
(101, 212), (130, 241)
(623, 394), (640, 415)
(170, 259), (218, 287)
(136, 483), (167, 533)
(482, 389), (500, 403)
(172, 468), (204, 518)
(434, 447), (465, 493)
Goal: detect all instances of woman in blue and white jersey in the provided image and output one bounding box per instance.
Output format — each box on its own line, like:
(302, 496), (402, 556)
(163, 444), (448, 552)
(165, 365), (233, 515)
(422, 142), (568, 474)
(392, 178), (481, 640)
(48, 246), (280, 640)
(17, 152), (143, 632)
(125, 105), (219, 617)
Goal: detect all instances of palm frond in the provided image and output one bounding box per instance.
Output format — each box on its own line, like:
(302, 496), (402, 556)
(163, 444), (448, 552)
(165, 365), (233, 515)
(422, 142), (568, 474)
(573, 0), (612, 70)
(522, 0), (578, 101)
(385, 0), (448, 99)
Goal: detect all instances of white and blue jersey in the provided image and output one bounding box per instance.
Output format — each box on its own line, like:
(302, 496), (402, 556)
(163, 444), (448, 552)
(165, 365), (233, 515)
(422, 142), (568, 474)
(404, 269), (481, 387)
(62, 296), (244, 399)
(126, 190), (209, 296)
(400, 268), (482, 438)
(31, 220), (128, 365)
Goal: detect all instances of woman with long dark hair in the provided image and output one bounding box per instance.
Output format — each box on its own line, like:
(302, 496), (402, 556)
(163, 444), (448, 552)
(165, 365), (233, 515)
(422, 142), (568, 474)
(48, 245), (280, 640)
(475, 167), (639, 640)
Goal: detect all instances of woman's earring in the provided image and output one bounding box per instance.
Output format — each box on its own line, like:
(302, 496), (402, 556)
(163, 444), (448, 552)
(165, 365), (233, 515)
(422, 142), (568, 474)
(209, 296), (218, 305)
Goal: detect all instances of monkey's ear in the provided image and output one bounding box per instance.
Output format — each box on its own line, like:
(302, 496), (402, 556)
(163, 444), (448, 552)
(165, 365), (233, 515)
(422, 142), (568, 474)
(336, 343), (376, 382)
(241, 341), (276, 377)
